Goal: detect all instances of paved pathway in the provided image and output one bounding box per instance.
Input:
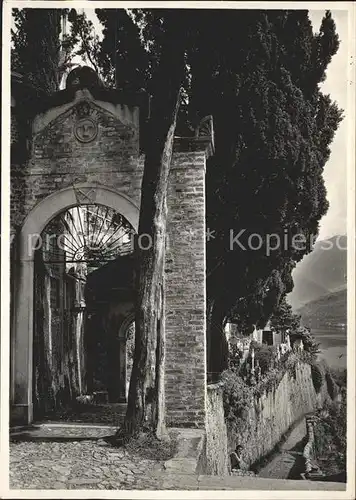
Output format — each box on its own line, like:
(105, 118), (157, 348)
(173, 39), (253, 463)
(9, 422), (345, 491)
(258, 419), (307, 480)
(10, 424), (164, 490)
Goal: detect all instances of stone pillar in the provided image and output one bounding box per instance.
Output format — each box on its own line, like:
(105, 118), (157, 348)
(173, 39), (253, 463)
(11, 258), (35, 424)
(164, 123), (213, 427)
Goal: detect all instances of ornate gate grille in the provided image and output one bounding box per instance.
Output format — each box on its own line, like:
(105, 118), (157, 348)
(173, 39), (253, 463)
(41, 204), (135, 271)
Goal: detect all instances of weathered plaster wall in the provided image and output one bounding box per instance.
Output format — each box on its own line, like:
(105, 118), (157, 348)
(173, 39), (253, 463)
(202, 383), (230, 475)
(228, 362), (328, 468)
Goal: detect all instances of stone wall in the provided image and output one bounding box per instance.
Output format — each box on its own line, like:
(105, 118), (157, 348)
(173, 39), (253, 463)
(165, 152), (207, 428)
(202, 383), (230, 475)
(228, 362), (328, 468)
(11, 92), (143, 233)
(10, 80), (210, 426)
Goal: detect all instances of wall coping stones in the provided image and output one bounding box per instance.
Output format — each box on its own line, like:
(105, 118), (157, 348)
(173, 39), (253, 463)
(174, 115), (215, 160)
(164, 428), (205, 475)
(207, 381), (225, 392)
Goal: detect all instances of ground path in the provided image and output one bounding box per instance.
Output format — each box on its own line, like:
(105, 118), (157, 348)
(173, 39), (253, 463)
(9, 422), (344, 491)
(10, 424), (163, 490)
(257, 418), (307, 480)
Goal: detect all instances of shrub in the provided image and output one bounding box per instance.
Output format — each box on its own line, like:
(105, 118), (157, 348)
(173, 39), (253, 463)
(313, 420), (334, 457)
(228, 343), (244, 371)
(124, 431), (178, 461)
(255, 367), (283, 397)
(330, 368), (347, 389)
(250, 342), (276, 374)
(314, 395), (347, 475)
(290, 327), (320, 358)
(311, 362), (324, 393)
(285, 352), (298, 378)
(222, 370), (253, 428)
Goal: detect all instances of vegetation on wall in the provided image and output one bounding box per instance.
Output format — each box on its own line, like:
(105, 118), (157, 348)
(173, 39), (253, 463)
(250, 342), (277, 375)
(325, 367), (339, 400)
(222, 370), (254, 429)
(223, 350), (298, 430)
(223, 335), (342, 439)
(313, 391), (346, 476)
(308, 357), (340, 396)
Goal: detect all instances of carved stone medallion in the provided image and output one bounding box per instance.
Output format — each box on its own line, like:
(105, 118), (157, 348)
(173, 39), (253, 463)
(73, 117), (98, 143)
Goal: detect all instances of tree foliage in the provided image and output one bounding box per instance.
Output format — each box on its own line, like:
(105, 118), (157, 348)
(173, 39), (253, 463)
(188, 10), (342, 335)
(95, 9), (150, 90)
(11, 7), (343, 381)
(11, 8), (64, 93)
(65, 9), (103, 76)
(64, 7), (343, 373)
(269, 297), (301, 332)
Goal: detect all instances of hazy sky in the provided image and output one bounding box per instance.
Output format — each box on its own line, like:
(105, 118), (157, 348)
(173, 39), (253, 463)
(78, 8), (349, 240)
(309, 10), (348, 240)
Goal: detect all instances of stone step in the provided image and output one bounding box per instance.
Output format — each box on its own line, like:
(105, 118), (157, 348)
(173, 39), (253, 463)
(155, 472), (346, 491)
(163, 428), (205, 475)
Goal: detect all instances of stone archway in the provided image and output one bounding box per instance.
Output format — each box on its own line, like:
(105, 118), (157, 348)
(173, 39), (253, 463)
(11, 184), (139, 425)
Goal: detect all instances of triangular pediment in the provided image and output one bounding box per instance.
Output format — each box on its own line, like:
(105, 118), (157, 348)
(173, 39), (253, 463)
(32, 90), (138, 140)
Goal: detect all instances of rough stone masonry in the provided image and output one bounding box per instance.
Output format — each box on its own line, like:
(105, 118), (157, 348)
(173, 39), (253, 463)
(10, 66), (214, 427)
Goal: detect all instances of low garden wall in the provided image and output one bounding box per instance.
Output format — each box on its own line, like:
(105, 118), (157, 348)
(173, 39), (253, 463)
(200, 382), (230, 476)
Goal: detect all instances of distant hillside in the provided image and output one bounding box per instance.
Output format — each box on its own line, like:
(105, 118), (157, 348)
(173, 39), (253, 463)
(287, 235), (347, 310)
(297, 288), (347, 330)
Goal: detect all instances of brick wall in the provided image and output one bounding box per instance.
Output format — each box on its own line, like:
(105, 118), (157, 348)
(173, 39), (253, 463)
(11, 98), (144, 232)
(11, 88), (209, 427)
(165, 152), (207, 427)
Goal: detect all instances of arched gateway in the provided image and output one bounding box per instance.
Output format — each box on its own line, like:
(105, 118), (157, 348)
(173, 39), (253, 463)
(11, 66), (214, 427)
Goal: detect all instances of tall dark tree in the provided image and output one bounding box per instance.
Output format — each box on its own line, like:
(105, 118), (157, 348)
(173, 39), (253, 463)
(184, 10), (342, 375)
(64, 7), (342, 383)
(115, 10), (188, 438)
(11, 7), (343, 425)
(269, 297), (301, 332)
(95, 9), (149, 91)
(11, 8), (63, 93)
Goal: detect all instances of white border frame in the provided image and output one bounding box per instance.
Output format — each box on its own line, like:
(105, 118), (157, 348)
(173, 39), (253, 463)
(2, 2), (355, 499)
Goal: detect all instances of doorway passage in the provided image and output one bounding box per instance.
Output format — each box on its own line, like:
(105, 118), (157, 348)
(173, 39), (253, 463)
(32, 203), (136, 423)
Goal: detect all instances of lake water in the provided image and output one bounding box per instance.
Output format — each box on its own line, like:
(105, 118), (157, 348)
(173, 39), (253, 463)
(311, 328), (347, 371)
